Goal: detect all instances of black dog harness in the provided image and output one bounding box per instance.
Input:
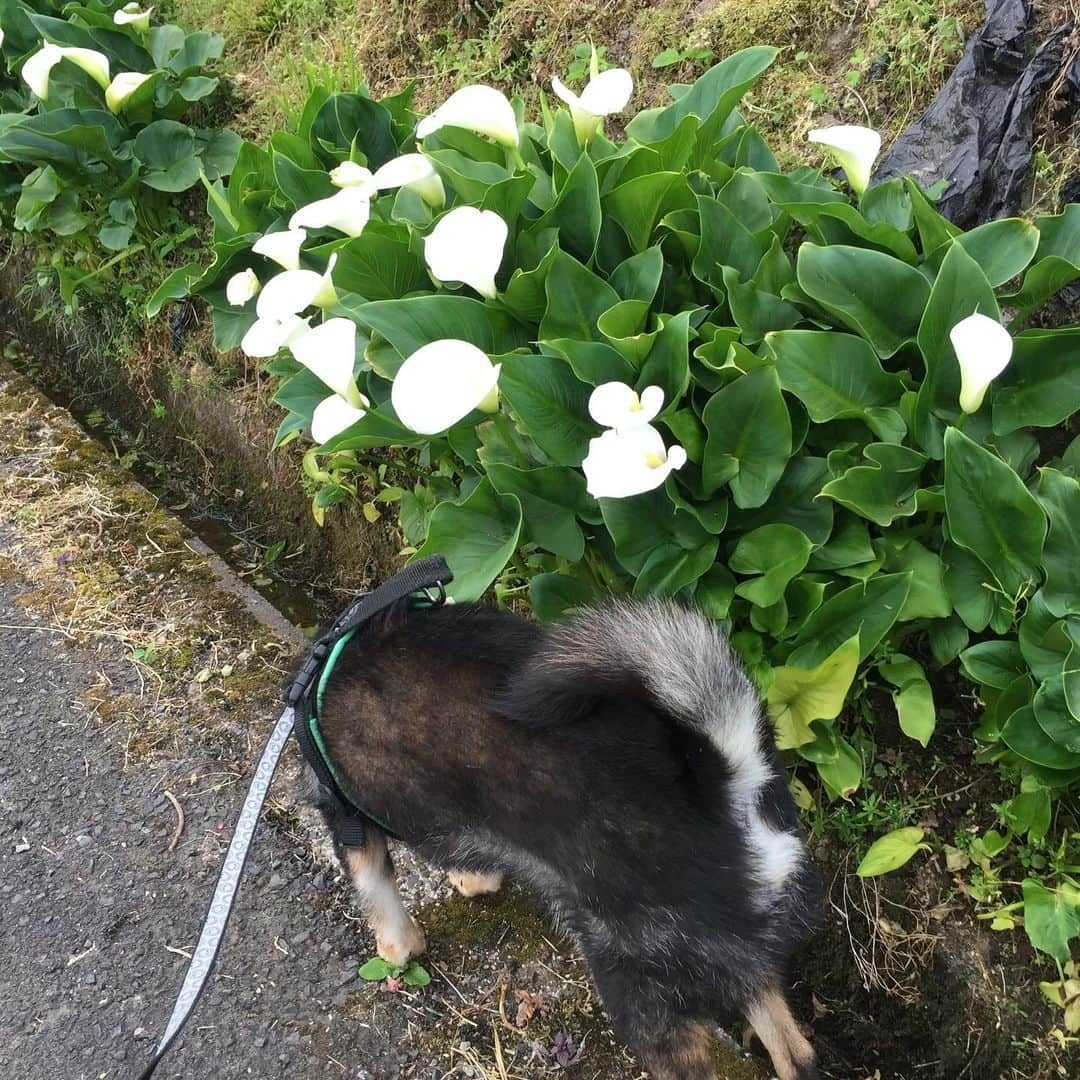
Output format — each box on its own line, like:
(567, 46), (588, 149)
(288, 561), (450, 844)
(138, 555), (451, 1078)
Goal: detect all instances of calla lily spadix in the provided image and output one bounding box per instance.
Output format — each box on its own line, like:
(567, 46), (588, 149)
(311, 392), (370, 444)
(582, 424), (687, 499)
(289, 187), (371, 238)
(807, 124), (882, 197)
(240, 313), (310, 358)
(391, 339), (501, 435)
(105, 71), (152, 113)
(289, 318), (366, 406)
(252, 228), (306, 271)
(256, 254), (338, 320)
(552, 67), (633, 143)
(114, 3), (152, 30)
(329, 161), (375, 190)
(424, 206), (507, 299)
(372, 153), (445, 208)
(415, 85), (519, 148)
(23, 43), (111, 100)
(589, 382), (665, 433)
(950, 312), (1014, 414)
(226, 268), (260, 307)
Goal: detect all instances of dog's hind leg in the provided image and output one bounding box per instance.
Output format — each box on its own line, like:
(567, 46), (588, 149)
(745, 987), (817, 1080)
(587, 959), (716, 1079)
(634, 1019), (716, 1080)
(340, 827), (426, 967)
(447, 869), (504, 897)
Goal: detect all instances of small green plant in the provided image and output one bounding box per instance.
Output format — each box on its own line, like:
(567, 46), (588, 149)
(565, 42), (610, 83)
(357, 955), (431, 988)
(652, 45), (715, 70)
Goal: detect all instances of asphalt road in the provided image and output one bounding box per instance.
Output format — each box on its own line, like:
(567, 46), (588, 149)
(0, 567), (411, 1080)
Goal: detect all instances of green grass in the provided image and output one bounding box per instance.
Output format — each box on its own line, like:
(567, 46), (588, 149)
(161, 0), (985, 161)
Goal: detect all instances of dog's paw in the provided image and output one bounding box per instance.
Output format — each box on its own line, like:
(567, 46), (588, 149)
(448, 870), (504, 897)
(376, 916), (426, 967)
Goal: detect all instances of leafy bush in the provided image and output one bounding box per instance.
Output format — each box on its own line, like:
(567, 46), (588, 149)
(0, 0), (238, 305)
(148, 46), (1079, 964)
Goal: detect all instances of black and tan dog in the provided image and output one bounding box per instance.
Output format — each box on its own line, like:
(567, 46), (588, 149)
(312, 597), (822, 1080)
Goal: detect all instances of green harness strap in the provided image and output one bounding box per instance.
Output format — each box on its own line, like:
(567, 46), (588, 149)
(307, 627), (395, 834)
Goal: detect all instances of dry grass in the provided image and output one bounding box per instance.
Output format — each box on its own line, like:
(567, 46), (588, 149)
(0, 350), (298, 765)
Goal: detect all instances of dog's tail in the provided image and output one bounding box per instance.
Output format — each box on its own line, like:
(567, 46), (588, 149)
(499, 598), (760, 737)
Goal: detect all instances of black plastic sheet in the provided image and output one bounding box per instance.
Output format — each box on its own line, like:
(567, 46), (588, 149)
(874, 0), (1077, 226)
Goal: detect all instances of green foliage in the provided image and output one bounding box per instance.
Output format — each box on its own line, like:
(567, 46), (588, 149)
(357, 955), (431, 987)
(0, 0), (237, 309)
(169, 50), (1080, 835)
(855, 826), (930, 877)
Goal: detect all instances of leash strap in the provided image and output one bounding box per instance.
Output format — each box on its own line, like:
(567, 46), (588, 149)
(136, 703), (296, 1079)
(137, 555), (452, 1078)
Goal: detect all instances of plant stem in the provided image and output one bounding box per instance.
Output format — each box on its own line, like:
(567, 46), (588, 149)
(199, 170), (240, 232)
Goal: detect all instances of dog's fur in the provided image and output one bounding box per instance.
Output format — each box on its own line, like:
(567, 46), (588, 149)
(312, 598), (822, 1079)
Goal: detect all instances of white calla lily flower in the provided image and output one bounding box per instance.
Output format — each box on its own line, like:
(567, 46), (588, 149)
(289, 318), (365, 406)
(23, 43), (111, 99)
(226, 268), (260, 307)
(552, 67), (633, 143)
(240, 313), (310, 358)
(22, 43), (62, 100)
(415, 85), (519, 148)
(424, 207), (507, 299)
(807, 124), (882, 197)
(950, 313), (1014, 414)
(311, 393), (370, 444)
(114, 3), (152, 30)
(582, 424), (687, 499)
(372, 153), (445, 207)
(252, 228), (306, 271)
(329, 161), (375, 190)
(289, 187), (371, 238)
(391, 340), (501, 435)
(588, 382), (665, 432)
(256, 254), (338, 319)
(105, 71), (152, 113)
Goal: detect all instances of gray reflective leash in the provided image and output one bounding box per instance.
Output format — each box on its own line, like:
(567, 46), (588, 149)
(136, 555), (452, 1079)
(136, 703), (296, 1079)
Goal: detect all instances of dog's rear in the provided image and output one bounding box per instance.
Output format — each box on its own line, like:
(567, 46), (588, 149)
(316, 598), (820, 1080)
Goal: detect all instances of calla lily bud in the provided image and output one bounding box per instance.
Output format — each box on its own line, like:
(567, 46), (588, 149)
(252, 228), (306, 272)
(424, 206), (507, 299)
(256, 255), (338, 319)
(950, 313), (1014, 414)
(372, 153), (445, 208)
(582, 424), (687, 499)
(329, 161), (375, 190)
(311, 393), (370, 444)
(23, 43), (111, 99)
(226, 268), (260, 307)
(589, 382), (664, 432)
(289, 318), (365, 407)
(240, 314), (310, 358)
(551, 67), (633, 143)
(391, 340), (501, 435)
(807, 124), (882, 197)
(289, 187), (371, 238)
(105, 71), (152, 113)
(416, 85), (519, 148)
(114, 4), (153, 31)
